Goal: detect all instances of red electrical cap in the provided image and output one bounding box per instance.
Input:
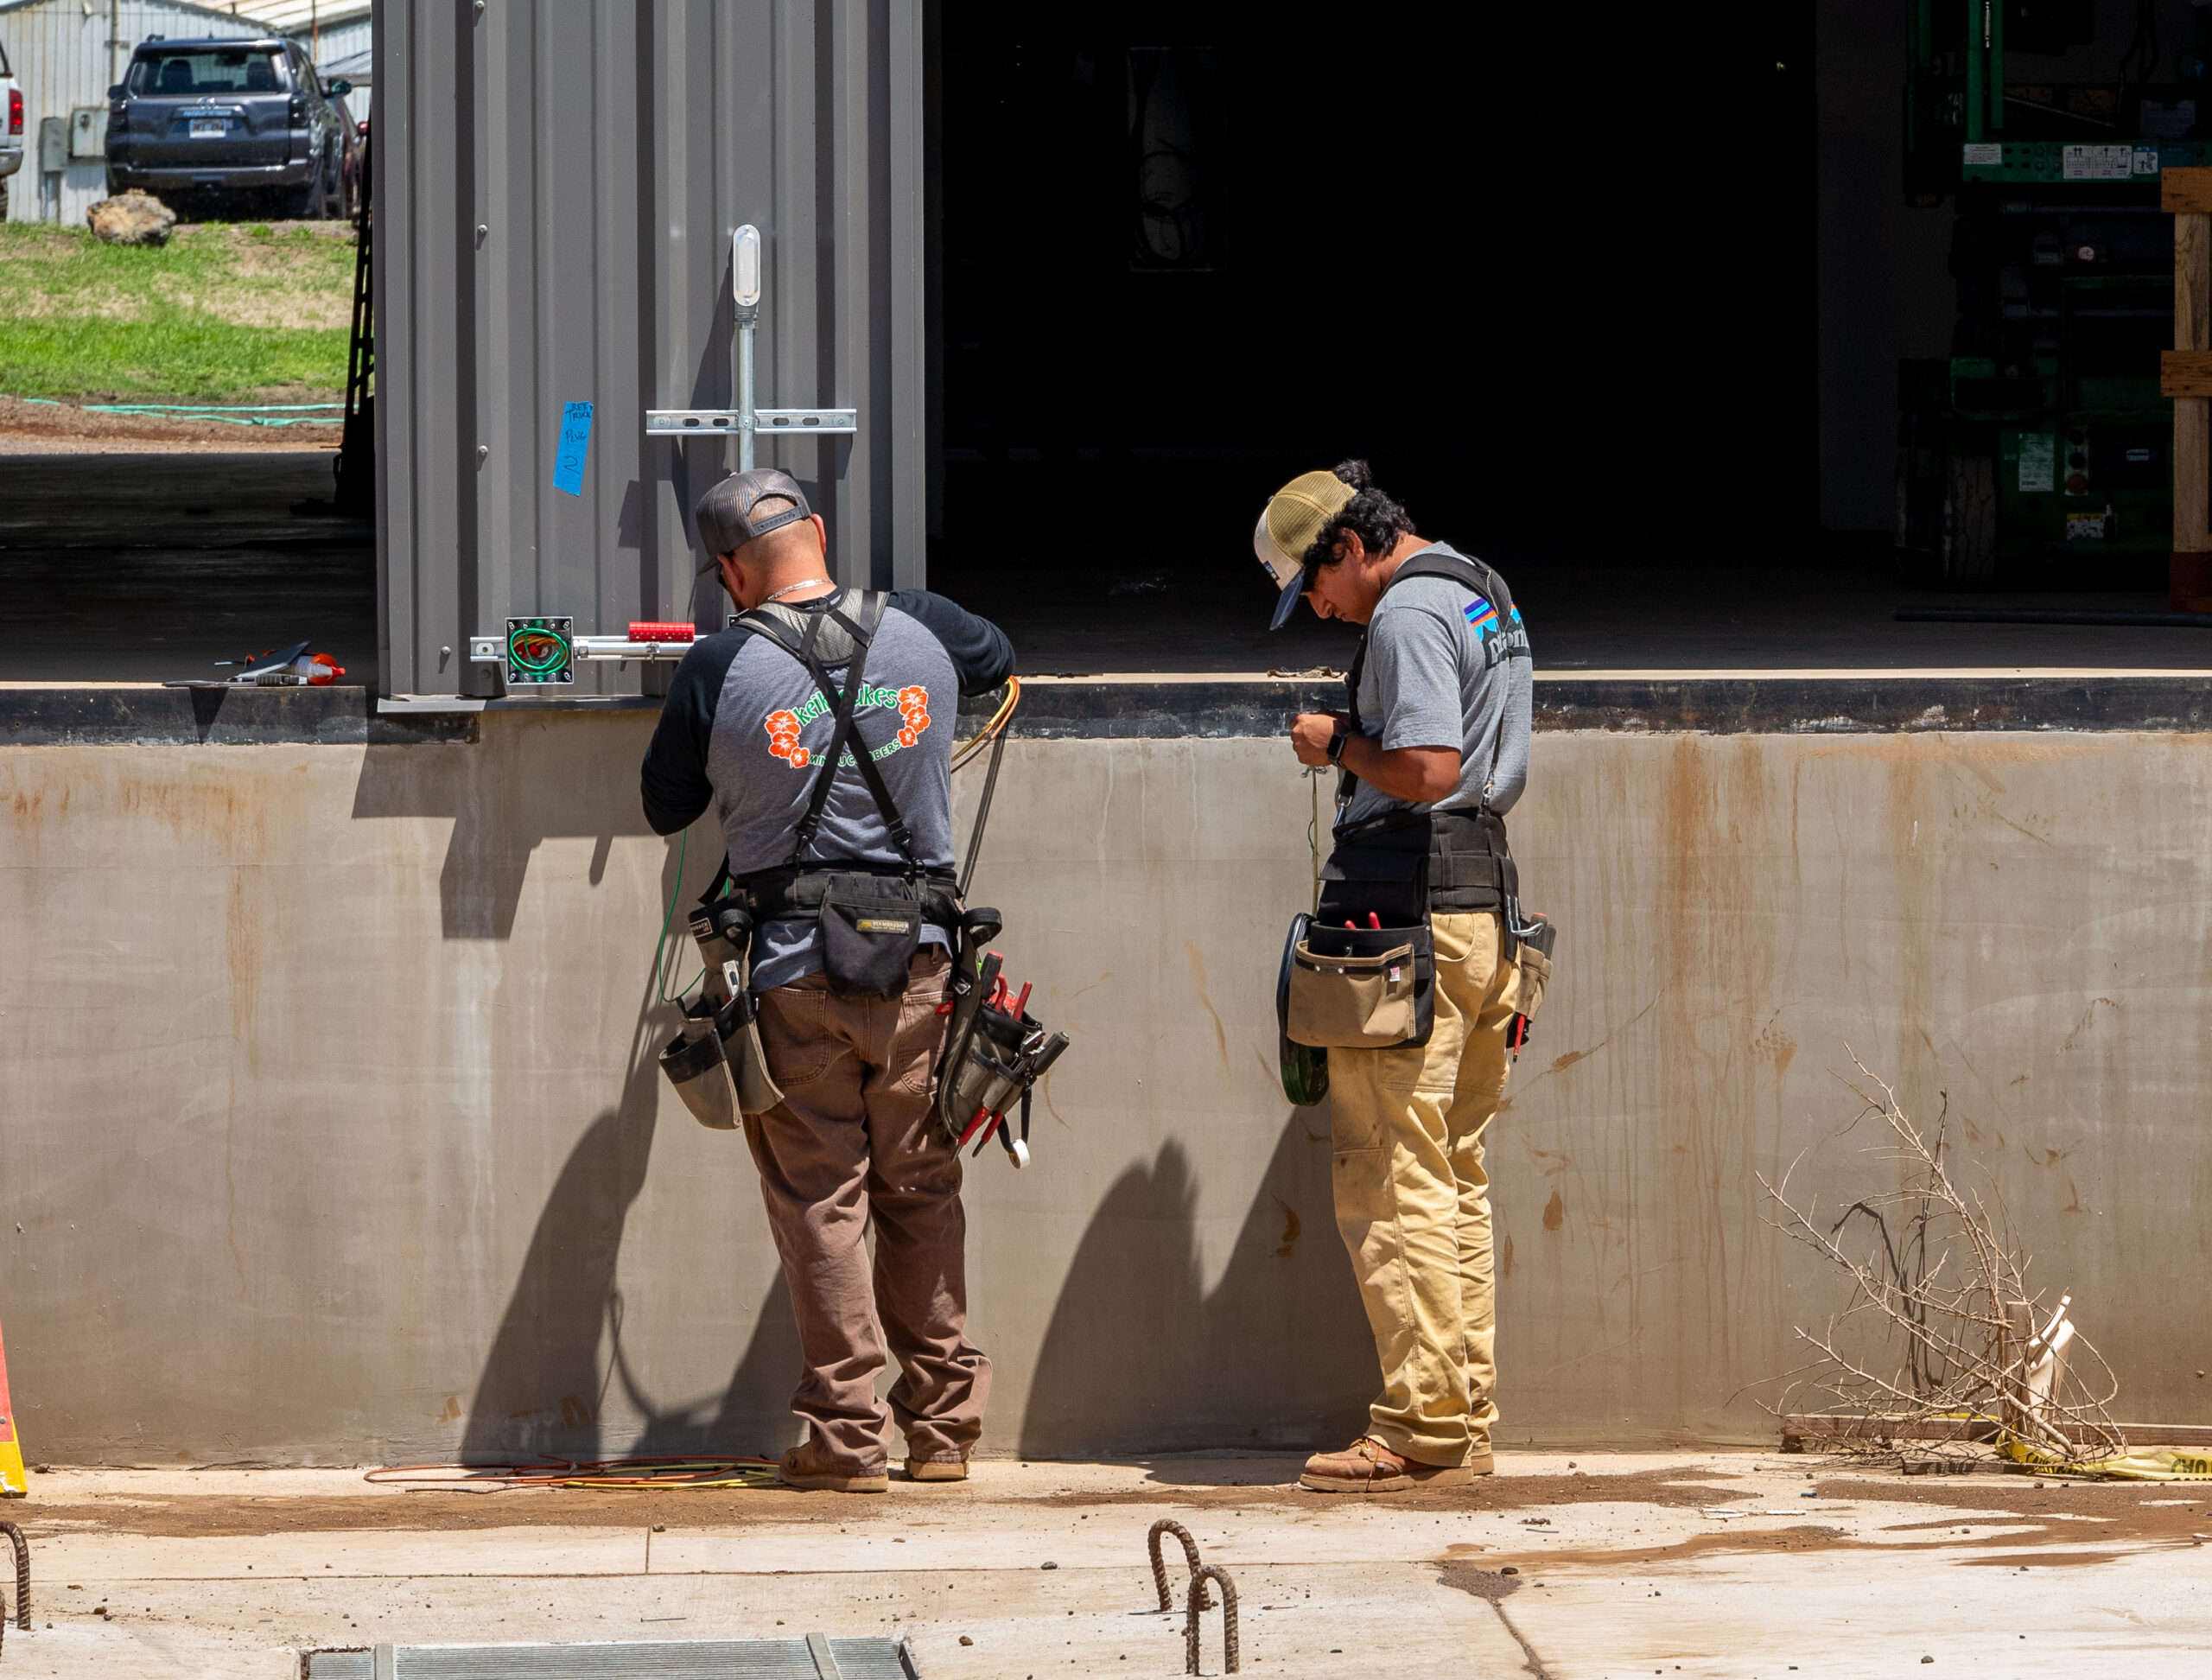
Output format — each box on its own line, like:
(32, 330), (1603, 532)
(628, 621), (696, 642)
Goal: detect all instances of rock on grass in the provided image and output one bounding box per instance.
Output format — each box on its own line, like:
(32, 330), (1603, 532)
(88, 191), (178, 248)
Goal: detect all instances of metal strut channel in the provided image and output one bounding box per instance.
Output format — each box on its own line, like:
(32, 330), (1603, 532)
(645, 409), (857, 436)
(646, 228), (858, 457)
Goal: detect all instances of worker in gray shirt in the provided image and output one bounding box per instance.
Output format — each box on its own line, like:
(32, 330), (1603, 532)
(641, 468), (1014, 1494)
(1258, 459), (1535, 1492)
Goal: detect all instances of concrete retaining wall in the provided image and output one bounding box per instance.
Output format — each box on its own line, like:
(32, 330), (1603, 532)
(3, 707), (2209, 1463)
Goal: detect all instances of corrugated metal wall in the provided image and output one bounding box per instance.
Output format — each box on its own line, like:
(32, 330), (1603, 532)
(308, 15), (369, 126)
(0, 0), (265, 227)
(374, 0), (925, 703)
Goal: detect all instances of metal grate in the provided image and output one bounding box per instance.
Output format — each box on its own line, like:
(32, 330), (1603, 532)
(305, 1635), (921, 1679)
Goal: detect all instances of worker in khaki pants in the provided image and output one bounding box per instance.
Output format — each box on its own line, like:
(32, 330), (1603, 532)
(1322, 913), (1519, 1477)
(1258, 460), (1534, 1492)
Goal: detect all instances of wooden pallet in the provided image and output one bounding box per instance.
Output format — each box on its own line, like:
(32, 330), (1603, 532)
(1780, 1415), (2212, 1452)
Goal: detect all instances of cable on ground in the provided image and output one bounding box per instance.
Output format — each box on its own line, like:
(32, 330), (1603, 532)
(366, 1455), (781, 1491)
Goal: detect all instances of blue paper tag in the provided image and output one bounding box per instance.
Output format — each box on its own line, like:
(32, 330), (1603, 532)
(552, 400), (593, 496)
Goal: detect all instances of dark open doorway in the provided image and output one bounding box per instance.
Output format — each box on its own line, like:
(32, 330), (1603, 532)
(928, 3), (1823, 671)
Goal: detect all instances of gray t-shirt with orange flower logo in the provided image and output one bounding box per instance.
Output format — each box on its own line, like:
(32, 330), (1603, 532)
(642, 589), (1015, 990)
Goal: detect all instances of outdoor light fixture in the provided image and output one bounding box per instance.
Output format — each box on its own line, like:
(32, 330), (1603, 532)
(731, 224), (762, 311)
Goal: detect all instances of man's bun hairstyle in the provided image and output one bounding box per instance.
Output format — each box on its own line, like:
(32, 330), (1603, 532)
(1302, 459), (1414, 569)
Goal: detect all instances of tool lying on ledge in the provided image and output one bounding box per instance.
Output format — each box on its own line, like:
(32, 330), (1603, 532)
(937, 932), (1069, 1168)
(162, 639), (346, 689)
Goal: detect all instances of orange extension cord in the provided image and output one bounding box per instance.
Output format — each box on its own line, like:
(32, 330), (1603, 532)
(366, 1455), (781, 1491)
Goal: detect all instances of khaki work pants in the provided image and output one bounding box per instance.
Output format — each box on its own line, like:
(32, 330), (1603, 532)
(1325, 910), (1518, 1467)
(743, 951), (990, 1472)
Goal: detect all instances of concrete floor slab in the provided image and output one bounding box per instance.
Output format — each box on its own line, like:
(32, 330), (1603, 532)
(3, 1454), (2208, 1678)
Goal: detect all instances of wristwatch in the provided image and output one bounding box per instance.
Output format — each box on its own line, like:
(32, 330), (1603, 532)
(1325, 727), (1350, 766)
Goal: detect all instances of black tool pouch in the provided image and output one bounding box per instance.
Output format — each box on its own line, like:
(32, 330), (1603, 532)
(936, 915), (1070, 1168)
(1275, 913), (1332, 1105)
(818, 873), (925, 999)
(658, 997), (738, 1130)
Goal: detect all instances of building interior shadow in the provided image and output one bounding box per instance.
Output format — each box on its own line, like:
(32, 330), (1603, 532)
(1016, 1110), (1376, 1468)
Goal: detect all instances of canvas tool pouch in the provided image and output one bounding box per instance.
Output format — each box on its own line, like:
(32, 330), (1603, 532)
(687, 900), (785, 1118)
(818, 872), (927, 999)
(1512, 916), (1554, 1021)
(1505, 911), (1557, 1056)
(659, 997), (739, 1130)
(1287, 920), (1435, 1049)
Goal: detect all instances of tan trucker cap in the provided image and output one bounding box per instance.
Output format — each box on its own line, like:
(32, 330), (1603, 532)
(1256, 469), (1357, 628)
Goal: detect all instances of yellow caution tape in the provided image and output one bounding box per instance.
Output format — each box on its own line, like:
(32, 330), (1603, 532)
(1999, 1435), (2212, 1480)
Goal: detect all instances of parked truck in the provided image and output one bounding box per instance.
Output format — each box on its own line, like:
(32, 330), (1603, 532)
(104, 36), (355, 220)
(0, 35), (23, 223)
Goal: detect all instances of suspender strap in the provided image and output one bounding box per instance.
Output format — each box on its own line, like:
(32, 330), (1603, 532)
(1338, 549), (1517, 811)
(738, 592), (923, 872)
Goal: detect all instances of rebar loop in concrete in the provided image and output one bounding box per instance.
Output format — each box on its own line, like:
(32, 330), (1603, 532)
(0, 1518), (25, 1662)
(1147, 1518), (1213, 1612)
(1184, 1563), (1238, 1676)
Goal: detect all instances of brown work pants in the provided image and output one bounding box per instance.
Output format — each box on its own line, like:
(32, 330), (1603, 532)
(743, 951), (990, 1472)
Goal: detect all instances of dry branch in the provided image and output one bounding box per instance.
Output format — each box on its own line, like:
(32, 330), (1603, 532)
(1760, 1057), (2122, 1469)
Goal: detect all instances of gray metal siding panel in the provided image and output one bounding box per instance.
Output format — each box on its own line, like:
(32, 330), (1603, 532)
(377, 0), (924, 699)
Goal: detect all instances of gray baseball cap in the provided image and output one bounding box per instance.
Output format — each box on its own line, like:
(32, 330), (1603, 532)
(693, 468), (814, 571)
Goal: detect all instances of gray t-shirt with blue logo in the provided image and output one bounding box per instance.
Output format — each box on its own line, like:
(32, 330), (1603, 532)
(1340, 542), (1532, 828)
(641, 589), (1015, 990)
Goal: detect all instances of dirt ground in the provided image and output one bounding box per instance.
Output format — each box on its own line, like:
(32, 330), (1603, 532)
(14, 1460), (2209, 1555)
(6, 1454), (2209, 1677)
(0, 393), (340, 453)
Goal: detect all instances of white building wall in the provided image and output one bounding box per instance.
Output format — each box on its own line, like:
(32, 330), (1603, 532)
(309, 15), (369, 127)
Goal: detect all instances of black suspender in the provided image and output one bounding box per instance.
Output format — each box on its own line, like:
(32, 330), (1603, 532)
(736, 591), (923, 875)
(1338, 549), (1517, 812)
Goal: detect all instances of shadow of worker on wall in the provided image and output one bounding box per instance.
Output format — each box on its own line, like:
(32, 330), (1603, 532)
(1019, 1110), (1376, 1460)
(458, 1002), (809, 1464)
(456, 820), (804, 1464)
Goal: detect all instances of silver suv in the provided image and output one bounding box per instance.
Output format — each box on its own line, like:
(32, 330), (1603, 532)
(0, 37), (22, 222)
(104, 36), (356, 220)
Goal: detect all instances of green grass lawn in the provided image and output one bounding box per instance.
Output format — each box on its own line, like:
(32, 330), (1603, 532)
(0, 221), (356, 403)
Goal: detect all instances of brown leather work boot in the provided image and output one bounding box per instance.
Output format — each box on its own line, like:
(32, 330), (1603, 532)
(1300, 1435), (1476, 1493)
(779, 1436), (888, 1494)
(904, 1454), (969, 1483)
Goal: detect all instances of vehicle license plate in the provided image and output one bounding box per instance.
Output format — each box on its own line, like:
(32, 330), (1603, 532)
(189, 119), (227, 137)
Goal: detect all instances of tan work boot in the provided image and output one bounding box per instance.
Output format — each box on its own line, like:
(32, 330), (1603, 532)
(1300, 1435), (1476, 1493)
(779, 1437), (888, 1494)
(904, 1454), (969, 1483)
